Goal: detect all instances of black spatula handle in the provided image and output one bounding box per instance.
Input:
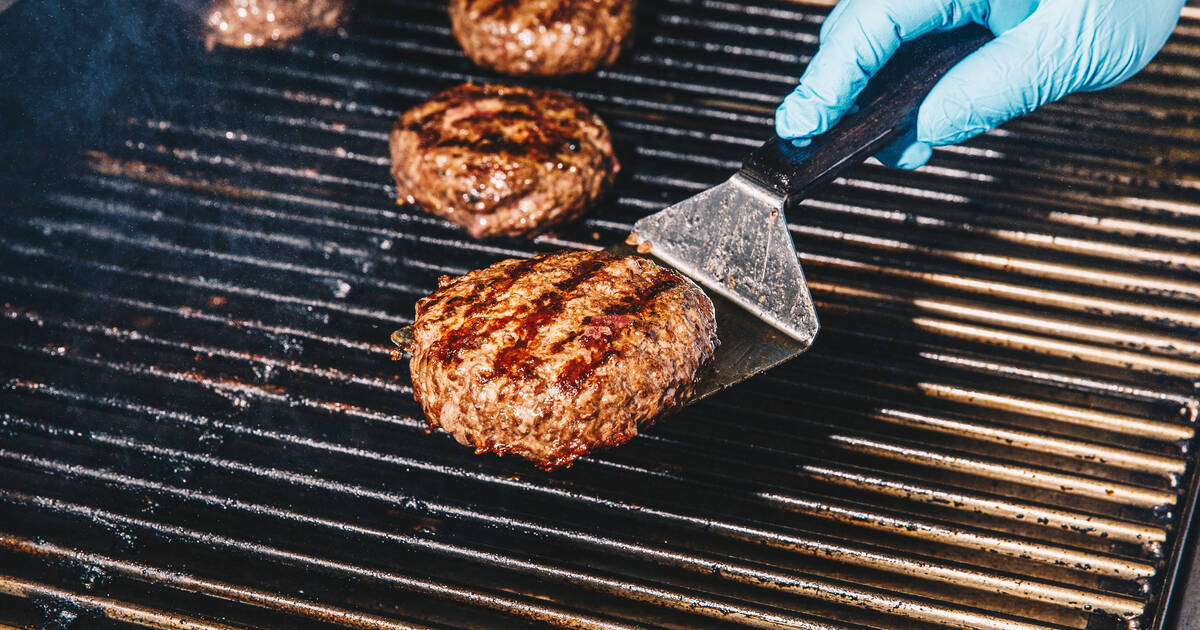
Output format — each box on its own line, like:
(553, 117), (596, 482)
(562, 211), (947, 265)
(739, 24), (992, 200)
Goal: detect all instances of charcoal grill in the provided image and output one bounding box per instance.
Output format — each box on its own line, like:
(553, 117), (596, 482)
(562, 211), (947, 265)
(2, 0), (1200, 628)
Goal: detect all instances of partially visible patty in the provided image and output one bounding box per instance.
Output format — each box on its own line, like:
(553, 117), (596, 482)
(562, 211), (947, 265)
(204, 0), (348, 50)
(408, 250), (717, 469)
(390, 83), (618, 239)
(450, 0), (635, 76)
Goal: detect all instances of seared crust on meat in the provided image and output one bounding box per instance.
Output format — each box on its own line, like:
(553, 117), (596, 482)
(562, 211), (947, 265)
(450, 0), (635, 76)
(408, 250), (717, 469)
(389, 83), (618, 239)
(203, 0), (348, 50)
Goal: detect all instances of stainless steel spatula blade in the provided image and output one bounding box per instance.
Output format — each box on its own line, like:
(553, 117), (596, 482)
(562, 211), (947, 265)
(631, 172), (817, 345)
(608, 170), (815, 402)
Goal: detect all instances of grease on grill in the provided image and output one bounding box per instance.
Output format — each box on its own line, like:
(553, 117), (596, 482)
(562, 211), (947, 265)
(406, 250), (716, 469)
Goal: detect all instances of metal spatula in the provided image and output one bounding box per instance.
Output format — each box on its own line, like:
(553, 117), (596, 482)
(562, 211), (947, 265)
(621, 25), (991, 401)
(394, 25), (992, 403)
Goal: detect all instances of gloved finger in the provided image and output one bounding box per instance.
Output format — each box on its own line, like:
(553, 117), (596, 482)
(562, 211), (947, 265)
(873, 127), (933, 170)
(776, 0), (990, 141)
(814, 0), (854, 42)
(916, 0), (1185, 146)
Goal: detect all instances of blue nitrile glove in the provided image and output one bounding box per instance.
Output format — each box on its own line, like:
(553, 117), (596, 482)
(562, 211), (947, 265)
(775, 0), (1185, 169)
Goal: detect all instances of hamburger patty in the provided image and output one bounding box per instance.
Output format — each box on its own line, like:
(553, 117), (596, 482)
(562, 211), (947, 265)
(408, 250), (717, 469)
(389, 83), (618, 239)
(204, 0), (348, 50)
(449, 0), (635, 76)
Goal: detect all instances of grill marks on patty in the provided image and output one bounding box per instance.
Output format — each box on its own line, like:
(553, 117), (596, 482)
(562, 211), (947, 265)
(430, 253), (633, 384)
(427, 256), (549, 366)
(472, 0), (522, 19)
(489, 255), (613, 381)
(408, 250), (718, 469)
(408, 89), (594, 161)
(389, 84), (617, 239)
(450, 0), (636, 76)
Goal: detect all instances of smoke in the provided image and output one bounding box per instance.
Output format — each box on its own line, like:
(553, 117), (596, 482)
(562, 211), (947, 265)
(0, 0), (204, 159)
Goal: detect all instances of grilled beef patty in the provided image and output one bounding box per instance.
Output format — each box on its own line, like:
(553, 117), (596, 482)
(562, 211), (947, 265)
(408, 250), (717, 469)
(390, 83), (618, 239)
(449, 0), (635, 76)
(204, 0), (348, 50)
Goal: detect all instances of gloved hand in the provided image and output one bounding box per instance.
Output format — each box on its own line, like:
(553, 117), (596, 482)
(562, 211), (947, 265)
(775, 0), (1185, 169)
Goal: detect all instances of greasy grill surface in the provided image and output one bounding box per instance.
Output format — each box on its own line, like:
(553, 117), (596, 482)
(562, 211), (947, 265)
(1, 0), (1199, 628)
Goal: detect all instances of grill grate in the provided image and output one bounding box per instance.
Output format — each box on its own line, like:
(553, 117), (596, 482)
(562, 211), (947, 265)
(2, 0), (1200, 628)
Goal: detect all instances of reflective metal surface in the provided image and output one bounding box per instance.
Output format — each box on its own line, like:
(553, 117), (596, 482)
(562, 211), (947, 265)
(632, 173), (819, 345)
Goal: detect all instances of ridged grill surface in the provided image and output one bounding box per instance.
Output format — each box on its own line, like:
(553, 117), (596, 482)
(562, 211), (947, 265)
(2, 0), (1200, 629)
